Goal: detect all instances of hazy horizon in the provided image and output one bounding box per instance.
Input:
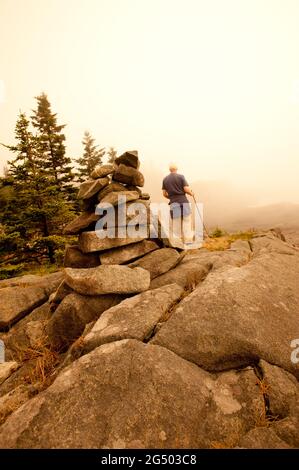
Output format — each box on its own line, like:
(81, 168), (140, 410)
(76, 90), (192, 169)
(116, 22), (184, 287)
(1, 0), (299, 206)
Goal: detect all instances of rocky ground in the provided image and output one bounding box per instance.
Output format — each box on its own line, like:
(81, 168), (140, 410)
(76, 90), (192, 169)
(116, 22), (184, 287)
(0, 229), (298, 449)
(0, 152), (298, 449)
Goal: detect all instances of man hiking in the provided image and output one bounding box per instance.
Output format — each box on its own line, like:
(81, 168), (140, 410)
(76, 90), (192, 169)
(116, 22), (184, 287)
(162, 163), (194, 246)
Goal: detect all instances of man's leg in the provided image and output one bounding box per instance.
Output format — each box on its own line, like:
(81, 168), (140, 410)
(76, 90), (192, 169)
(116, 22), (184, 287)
(171, 215), (183, 240)
(182, 214), (194, 244)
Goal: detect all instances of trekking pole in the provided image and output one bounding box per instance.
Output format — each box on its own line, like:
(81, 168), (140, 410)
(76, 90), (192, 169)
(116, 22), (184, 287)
(192, 193), (210, 239)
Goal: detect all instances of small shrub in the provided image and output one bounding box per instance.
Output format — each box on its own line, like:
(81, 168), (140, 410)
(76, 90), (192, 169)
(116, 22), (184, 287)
(0, 263), (25, 280)
(210, 227), (225, 238)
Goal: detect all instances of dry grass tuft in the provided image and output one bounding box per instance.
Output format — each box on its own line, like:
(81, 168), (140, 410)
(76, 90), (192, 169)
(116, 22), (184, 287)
(13, 337), (60, 390)
(203, 229), (256, 252)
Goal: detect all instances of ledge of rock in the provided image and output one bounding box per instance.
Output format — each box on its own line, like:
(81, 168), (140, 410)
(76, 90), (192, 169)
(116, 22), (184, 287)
(64, 265), (151, 295)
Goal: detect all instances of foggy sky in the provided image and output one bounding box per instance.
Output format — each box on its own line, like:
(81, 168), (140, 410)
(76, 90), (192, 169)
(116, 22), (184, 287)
(1, 0), (299, 205)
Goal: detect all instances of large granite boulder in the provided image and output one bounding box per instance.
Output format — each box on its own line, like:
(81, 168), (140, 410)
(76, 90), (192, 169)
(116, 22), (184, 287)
(83, 284), (184, 353)
(151, 251), (299, 379)
(99, 240), (159, 265)
(77, 177), (109, 200)
(0, 340), (264, 448)
(64, 265), (150, 295)
(46, 292), (122, 350)
(113, 164), (144, 187)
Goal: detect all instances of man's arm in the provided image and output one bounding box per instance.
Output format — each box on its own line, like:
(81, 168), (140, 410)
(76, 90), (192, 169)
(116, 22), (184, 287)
(183, 185), (193, 197)
(162, 189), (170, 199)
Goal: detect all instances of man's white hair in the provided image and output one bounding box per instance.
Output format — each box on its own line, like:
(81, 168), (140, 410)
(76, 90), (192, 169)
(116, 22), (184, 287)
(169, 162), (178, 172)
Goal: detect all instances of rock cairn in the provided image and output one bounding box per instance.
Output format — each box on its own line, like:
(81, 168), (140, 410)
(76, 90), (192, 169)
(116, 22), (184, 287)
(48, 150), (185, 343)
(62, 150), (157, 268)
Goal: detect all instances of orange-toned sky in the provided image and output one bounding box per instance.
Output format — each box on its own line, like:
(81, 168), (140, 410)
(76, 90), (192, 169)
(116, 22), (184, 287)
(1, 0), (299, 204)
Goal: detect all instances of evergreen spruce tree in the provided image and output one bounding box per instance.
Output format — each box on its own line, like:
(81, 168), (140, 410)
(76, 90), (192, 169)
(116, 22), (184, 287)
(107, 146), (117, 164)
(76, 131), (105, 181)
(31, 93), (74, 193)
(1, 112), (73, 265)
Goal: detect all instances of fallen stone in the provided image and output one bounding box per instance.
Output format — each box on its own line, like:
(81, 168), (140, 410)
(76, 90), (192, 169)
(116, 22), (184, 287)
(113, 164), (144, 187)
(97, 181), (127, 201)
(83, 284), (184, 353)
(99, 240), (159, 265)
(0, 362), (19, 386)
(63, 212), (100, 235)
(114, 151), (140, 169)
(46, 292), (122, 350)
(129, 248), (182, 279)
(151, 252), (299, 378)
(63, 245), (100, 268)
(79, 231), (146, 253)
(77, 177), (109, 200)
(0, 340), (264, 449)
(64, 265), (150, 295)
(90, 164), (114, 179)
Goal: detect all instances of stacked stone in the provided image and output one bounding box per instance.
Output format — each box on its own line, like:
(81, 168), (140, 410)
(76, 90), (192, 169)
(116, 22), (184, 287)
(47, 151), (185, 347)
(63, 150), (160, 269)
